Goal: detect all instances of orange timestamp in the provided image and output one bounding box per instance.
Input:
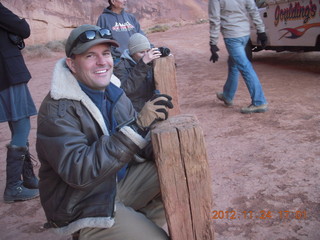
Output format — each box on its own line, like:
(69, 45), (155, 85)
(212, 210), (307, 220)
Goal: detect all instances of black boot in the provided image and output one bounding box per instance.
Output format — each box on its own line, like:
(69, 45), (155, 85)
(3, 145), (39, 203)
(22, 149), (39, 189)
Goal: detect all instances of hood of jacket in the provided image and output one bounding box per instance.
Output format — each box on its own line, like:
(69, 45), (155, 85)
(102, 7), (124, 15)
(120, 49), (136, 63)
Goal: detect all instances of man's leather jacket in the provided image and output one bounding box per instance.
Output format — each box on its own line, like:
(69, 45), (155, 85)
(36, 58), (146, 235)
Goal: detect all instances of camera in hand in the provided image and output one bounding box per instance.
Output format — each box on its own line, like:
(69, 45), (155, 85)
(158, 47), (170, 57)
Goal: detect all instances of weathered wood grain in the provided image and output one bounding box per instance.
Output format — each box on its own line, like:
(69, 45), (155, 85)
(151, 114), (214, 240)
(153, 55), (181, 116)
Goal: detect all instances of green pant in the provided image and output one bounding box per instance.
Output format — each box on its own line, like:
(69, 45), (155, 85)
(79, 161), (169, 240)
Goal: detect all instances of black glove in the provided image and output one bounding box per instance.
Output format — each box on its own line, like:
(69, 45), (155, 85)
(209, 44), (219, 63)
(136, 94), (174, 129)
(136, 141), (155, 162)
(257, 32), (268, 49)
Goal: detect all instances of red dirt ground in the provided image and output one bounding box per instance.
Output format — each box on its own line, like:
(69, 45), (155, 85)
(0, 23), (319, 240)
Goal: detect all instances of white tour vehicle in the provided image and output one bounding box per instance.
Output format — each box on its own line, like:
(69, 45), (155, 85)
(247, 0), (320, 59)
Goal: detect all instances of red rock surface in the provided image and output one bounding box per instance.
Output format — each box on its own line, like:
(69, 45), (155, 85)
(1, 0), (208, 45)
(0, 22), (319, 240)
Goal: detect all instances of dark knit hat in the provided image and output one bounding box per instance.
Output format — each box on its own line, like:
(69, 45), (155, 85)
(128, 33), (151, 55)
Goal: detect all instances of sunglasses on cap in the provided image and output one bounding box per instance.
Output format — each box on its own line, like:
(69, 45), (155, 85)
(69, 28), (113, 56)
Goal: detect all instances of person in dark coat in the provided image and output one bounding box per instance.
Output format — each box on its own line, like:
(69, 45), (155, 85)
(114, 33), (161, 112)
(0, 2), (39, 203)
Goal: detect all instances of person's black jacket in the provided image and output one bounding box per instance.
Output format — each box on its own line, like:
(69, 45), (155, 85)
(0, 3), (31, 91)
(114, 49), (155, 112)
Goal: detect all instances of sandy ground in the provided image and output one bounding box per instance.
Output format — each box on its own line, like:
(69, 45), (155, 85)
(0, 23), (319, 240)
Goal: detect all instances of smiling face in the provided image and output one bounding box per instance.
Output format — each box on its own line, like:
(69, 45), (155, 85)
(66, 43), (114, 91)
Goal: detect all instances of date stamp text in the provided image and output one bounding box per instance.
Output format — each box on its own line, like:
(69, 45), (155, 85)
(212, 210), (307, 220)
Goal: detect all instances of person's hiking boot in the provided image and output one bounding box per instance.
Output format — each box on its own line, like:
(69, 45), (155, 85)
(240, 104), (268, 114)
(3, 145), (39, 203)
(22, 150), (39, 189)
(216, 92), (233, 107)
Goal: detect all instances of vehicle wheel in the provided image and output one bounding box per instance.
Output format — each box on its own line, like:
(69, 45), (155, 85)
(245, 39), (253, 61)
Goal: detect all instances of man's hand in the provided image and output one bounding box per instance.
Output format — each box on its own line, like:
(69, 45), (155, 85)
(142, 48), (161, 64)
(136, 94), (174, 129)
(209, 44), (219, 63)
(257, 32), (268, 49)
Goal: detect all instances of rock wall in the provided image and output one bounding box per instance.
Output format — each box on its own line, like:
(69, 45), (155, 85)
(127, 0), (208, 26)
(1, 0), (208, 45)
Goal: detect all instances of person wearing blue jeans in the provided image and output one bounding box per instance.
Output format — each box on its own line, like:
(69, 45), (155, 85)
(208, 0), (268, 113)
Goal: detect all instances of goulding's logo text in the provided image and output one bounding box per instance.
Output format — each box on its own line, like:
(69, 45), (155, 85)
(274, 0), (317, 26)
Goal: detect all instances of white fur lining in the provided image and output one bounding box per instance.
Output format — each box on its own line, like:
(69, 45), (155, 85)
(111, 74), (121, 87)
(119, 126), (148, 149)
(52, 217), (115, 236)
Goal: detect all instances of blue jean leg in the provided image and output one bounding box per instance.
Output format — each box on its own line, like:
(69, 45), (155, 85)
(224, 36), (267, 106)
(223, 56), (240, 102)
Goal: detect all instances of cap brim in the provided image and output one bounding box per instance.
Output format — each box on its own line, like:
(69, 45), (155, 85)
(72, 39), (120, 55)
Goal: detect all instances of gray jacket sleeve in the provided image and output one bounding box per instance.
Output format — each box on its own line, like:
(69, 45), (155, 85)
(208, 0), (221, 45)
(209, 0), (265, 43)
(246, 0), (265, 33)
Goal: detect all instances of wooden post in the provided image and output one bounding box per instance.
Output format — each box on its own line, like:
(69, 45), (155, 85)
(153, 55), (181, 116)
(151, 114), (214, 240)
